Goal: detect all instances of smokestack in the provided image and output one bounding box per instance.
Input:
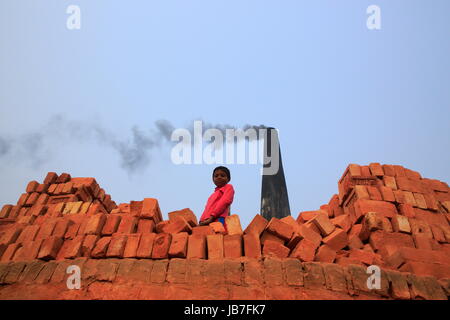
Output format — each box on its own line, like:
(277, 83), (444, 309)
(260, 127), (291, 220)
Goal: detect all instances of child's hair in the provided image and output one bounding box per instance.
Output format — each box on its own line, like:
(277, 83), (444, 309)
(213, 166), (231, 182)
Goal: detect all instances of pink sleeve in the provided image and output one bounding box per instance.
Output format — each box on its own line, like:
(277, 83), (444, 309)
(210, 184), (235, 218)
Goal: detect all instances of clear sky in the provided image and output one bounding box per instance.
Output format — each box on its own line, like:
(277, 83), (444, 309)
(1, 1), (449, 228)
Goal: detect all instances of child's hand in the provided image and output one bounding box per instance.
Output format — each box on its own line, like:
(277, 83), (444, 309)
(199, 217), (214, 226)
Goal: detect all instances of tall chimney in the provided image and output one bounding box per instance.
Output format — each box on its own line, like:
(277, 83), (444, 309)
(260, 127), (291, 219)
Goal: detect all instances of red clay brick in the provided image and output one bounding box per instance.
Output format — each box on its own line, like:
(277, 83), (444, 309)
(207, 234), (224, 260)
(38, 236), (63, 261)
(353, 185), (370, 200)
(81, 234), (99, 257)
(409, 218), (433, 239)
(262, 240), (290, 258)
(14, 240), (42, 261)
(52, 219), (72, 238)
(1, 226), (24, 245)
(90, 236), (111, 258)
(223, 234), (243, 258)
(168, 208), (198, 227)
(348, 249), (376, 265)
(64, 222), (80, 240)
(348, 235), (364, 250)
(225, 214), (243, 236)
(400, 261), (450, 280)
(152, 233), (172, 259)
(430, 225), (447, 243)
(403, 191), (417, 206)
(383, 176), (397, 190)
(244, 214), (268, 236)
(187, 234), (206, 259)
(122, 233), (141, 258)
(423, 193), (439, 211)
(413, 193), (427, 209)
(26, 181), (40, 193)
(366, 186), (382, 201)
(369, 230), (415, 253)
(360, 165), (371, 176)
(297, 224), (322, 248)
(141, 198), (162, 223)
(322, 228), (348, 251)
(391, 214), (412, 234)
(101, 214), (122, 236)
(191, 226), (214, 237)
(163, 216), (192, 234)
(0, 204), (13, 219)
(330, 215), (351, 233)
(84, 214), (107, 235)
(315, 244), (336, 263)
(286, 232), (303, 250)
(354, 199), (398, 219)
(413, 234), (434, 250)
(209, 222), (226, 234)
(17, 193), (30, 206)
(265, 218), (294, 241)
(290, 239), (317, 262)
(106, 234), (128, 258)
(168, 232), (188, 258)
(1, 243), (22, 262)
(64, 235), (85, 259)
(56, 173), (71, 183)
(379, 186), (396, 202)
(243, 233), (261, 259)
(311, 213), (335, 237)
(382, 165), (395, 177)
(137, 219), (155, 233)
(116, 216), (138, 234)
(16, 225), (40, 244)
(44, 172), (59, 185)
(156, 220), (170, 233)
(369, 163), (384, 176)
(398, 204), (415, 218)
(136, 233), (156, 259)
(260, 230), (285, 245)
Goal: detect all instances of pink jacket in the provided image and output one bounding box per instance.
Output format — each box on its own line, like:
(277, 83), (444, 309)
(200, 183), (235, 221)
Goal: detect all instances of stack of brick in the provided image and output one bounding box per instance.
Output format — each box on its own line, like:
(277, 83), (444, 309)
(1, 165), (449, 284)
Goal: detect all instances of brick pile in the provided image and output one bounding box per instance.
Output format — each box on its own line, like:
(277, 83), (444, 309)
(0, 164), (449, 300)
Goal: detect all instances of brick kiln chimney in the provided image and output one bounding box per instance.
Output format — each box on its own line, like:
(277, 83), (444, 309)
(261, 127), (291, 219)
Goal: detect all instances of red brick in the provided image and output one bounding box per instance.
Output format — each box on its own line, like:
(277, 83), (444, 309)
(398, 204), (415, 218)
(243, 233), (261, 259)
(260, 230), (285, 245)
(297, 224), (322, 248)
(1, 243), (22, 262)
(359, 212), (392, 241)
(14, 240), (42, 261)
(163, 216), (192, 234)
(81, 234), (99, 257)
(290, 239), (317, 262)
(16, 225), (40, 244)
(187, 234), (206, 259)
(36, 183), (49, 193)
(322, 228), (348, 251)
(101, 214), (122, 236)
(106, 234), (128, 258)
(129, 200), (143, 216)
(38, 236), (63, 260)
(423, 193), (439, 211)
(90, 236), (111, 258)
(414, 208), (448, 226)
(353, 185), (370, 200)
(84, 214), (107, 235)
(379, 186), (396, 202)
(360, 165), (371, 176)
(369, 230), (415, 253)
(409, 218), (433, 239)
(52, 219), (72, 238)
(136, 233), (156, 259)
(335, 256), (364, 267)
(207, 234), (224, 260)
(348, 249), (376, 265)
(223, 234), (243, 258)
(286, 232), (303, 250)
(44, 172), (59, 185)
(400, 261), (450, 280)
(0, 226), (23, 245)
(152, 233), (172, 259)
(156, 220), (170, 233)
(64, 222), (80, 240)
(413, 234), (434, 250)
(64, 235), (85, 259)
(297, 210), (323, 223)
(304, 219), (321, 235)
(141, 198), (162, 223)
(61, 182), (75, 195)
(403, 191), (417, 206)
(225, 215), (243, 235)
(311, 213), (335, 236)
(413, 193), (427, 209)
(348, 163), (362, 176)
(366, 186), (382, 201)
(79, 201), (92, 214)
(17, 193), (30, 206)
(348, 235), (364, 250)
(265, 217), (294, 241)
(244, 214), (268, 236)
(382, 165), (395, 177)
(56, 173), (71, 183)
(209, 222), (226, 234)
(354, 199), (398, 219)
(35, 193), (49, 205)
(430, 225), (447, 243)
(328, 194), (344, 217)
(391, 215), (411, 234)
(116, 216), (138, 234)
(369, 163), (384, 176)
(191, 226), (214, 237)
(386, 247), (450, 269)
(393, 165), (406, 177)
(315, 245), (336, 263)
(330, 215), (351, 233)
(47, 184), (58, 195)
(74, 185), (92, 202)
(26, 181), (40, 193)
(393, 190), (407, 204)
(137, 219), (155, 233)
(383, 176), (397, 190)
(168, 208), (198, 227)
(262, 240), (290, 258)
(36, 220), (56, 240)
(86, 202), (108, 215)
(168, 232), (188, 258)
(0, 204), (13, 218)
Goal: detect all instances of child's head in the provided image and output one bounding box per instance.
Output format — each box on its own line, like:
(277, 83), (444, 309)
(212, 166), (231, 187)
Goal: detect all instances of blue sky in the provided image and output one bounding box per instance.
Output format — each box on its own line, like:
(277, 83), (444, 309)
(1, 1), (449, 228)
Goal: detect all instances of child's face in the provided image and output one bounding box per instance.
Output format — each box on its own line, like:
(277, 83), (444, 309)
(213, 169), (229, 188)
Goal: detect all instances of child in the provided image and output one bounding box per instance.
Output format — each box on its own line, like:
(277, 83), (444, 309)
(199, 166), (234, 227)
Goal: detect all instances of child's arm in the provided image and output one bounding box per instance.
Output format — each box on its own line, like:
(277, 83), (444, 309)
(209, 185), (235, 219)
